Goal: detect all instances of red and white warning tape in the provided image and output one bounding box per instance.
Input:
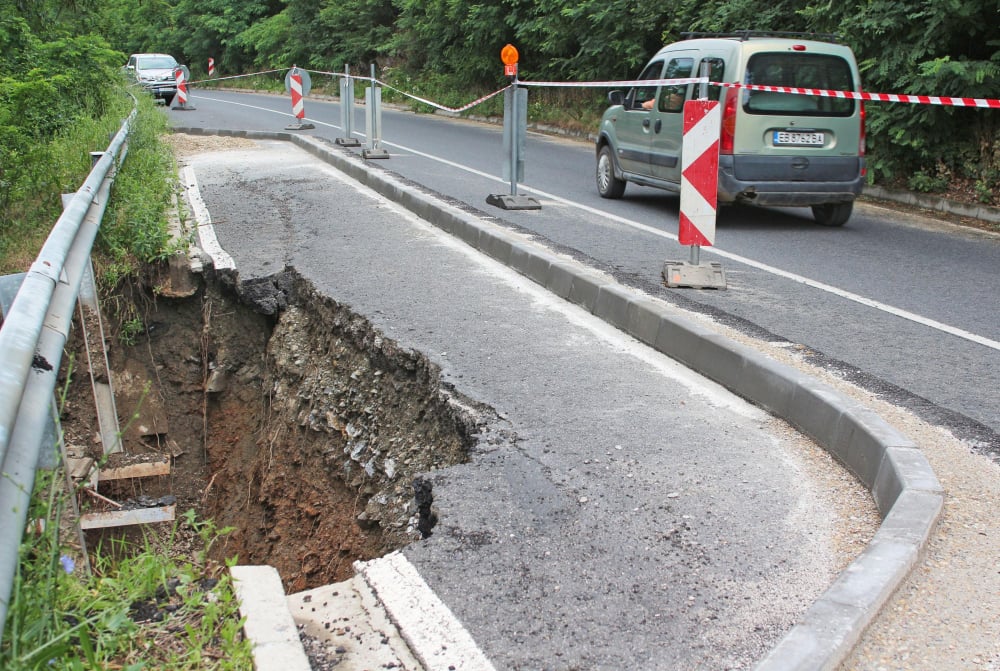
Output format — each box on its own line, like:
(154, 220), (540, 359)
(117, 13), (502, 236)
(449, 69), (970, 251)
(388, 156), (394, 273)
(519, 77), (705, 89)
(373, 80), (508, 113)
(717, 82), (1000, 109)
(302, 69), (510, 113)
(182, 67), (1000, 113)
(187, 68), (286, 86)
(520, 76), (1000, 109)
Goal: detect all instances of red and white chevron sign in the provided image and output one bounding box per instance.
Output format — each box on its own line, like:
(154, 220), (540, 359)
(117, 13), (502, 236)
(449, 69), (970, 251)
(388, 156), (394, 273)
(174, 68), (188, 106)
(290, 72), (305, 119)
(679, 99), (721, 247)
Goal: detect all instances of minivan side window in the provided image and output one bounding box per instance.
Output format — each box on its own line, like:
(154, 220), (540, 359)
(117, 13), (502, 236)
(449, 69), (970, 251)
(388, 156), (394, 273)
(743, 52), (855, 116)
(657, 58), (694, 113)
(700, 57), (726, 102)
(628, 61), (664, 110)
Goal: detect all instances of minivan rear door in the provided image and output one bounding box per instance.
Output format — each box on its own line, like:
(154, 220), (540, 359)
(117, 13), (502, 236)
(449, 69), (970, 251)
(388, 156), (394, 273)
(733, 47), (862, 182)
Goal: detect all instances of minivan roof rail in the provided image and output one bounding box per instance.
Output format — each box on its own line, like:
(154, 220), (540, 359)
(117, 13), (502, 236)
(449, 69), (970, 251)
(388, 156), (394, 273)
(679, 31), (843, 43)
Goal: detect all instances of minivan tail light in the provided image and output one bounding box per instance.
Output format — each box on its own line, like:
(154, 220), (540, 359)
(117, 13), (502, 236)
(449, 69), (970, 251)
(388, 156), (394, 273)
(720, 87), (738, 154)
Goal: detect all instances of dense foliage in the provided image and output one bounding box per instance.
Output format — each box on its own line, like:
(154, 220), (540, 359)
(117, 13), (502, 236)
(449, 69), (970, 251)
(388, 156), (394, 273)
(87, 0), (998, 201)
(0, 0), (177, 274)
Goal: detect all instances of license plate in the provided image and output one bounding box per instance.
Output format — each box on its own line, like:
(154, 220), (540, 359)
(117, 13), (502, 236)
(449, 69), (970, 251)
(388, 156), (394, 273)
(773, 130), (825, 146)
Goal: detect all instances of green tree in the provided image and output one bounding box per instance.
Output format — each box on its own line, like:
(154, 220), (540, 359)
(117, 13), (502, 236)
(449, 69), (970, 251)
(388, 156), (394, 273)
(805, 0), (1000, 191)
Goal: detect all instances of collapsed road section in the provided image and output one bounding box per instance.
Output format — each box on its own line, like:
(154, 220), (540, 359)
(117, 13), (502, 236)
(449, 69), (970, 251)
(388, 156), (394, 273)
(72, 262), (484, 594)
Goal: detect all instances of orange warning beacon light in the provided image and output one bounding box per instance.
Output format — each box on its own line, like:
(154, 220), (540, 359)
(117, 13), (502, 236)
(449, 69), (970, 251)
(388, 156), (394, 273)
(501, 43), (519, 76)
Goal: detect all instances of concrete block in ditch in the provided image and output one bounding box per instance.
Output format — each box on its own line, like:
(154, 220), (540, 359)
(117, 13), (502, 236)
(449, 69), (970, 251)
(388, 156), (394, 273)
(231, 565), (311, 671)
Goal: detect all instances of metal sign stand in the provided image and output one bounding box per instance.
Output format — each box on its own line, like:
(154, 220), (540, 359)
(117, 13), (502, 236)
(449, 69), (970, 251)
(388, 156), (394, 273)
(487, 52), (540, 211)
(663, 63), (726, 289)
(363, 64), (390, 159)
(336, 65), (361, 147)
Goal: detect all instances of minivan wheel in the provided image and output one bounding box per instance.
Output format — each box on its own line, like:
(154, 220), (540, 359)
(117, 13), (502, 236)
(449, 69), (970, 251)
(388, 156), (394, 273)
(597, 145), (626, 199)
(811, 201), (853, 226)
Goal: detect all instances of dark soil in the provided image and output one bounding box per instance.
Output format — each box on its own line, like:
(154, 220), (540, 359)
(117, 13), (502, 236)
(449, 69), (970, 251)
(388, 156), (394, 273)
(62, 263), (479, 593)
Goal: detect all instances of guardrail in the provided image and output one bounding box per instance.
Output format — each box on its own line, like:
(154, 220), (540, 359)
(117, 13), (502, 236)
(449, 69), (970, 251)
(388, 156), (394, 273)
(0, 106), (136, 641)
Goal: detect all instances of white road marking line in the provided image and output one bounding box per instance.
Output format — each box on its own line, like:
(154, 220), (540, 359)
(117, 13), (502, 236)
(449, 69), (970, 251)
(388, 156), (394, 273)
(380, 139), (1000, 353)
(191, 95), (1000, 353)
(181, 166), (236, 271)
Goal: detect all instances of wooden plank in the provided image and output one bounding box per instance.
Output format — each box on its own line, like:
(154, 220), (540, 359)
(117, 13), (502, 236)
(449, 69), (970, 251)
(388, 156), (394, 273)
(99, 458), (171, 481)
(79, 504), (175, 530)
(67, 457), (95, 480)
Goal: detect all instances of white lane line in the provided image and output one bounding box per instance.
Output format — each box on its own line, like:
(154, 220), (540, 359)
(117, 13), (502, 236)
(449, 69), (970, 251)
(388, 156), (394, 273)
(191, 95), (354, 134)
(312, 159), (762, 415)
(378, 138), (1000, 353)
(189, 95), (1000, 353)
(181, 166), (236, 271)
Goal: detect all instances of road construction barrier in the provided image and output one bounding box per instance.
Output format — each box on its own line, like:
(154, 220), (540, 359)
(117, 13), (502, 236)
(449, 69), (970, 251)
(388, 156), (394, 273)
(363, 65), (389, 159)
(284, 67), (314, 131)
(336, 65), (361, 147)
(172, 66), (195, 110)
(663, 98), (727, 289)
(487, 45), (541, 211)
(679, 99), (721, 248)
(208, 57), (215, 78)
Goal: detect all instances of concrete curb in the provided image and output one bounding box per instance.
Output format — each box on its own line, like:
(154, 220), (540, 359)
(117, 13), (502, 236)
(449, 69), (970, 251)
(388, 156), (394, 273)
(863, 184), (1000, 224)
(175, 128), (945, 670)
(231, 565), (312, 670)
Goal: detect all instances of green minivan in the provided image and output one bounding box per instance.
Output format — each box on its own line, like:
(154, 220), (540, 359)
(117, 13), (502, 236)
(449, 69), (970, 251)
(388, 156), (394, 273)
(596, 32), (866, 226)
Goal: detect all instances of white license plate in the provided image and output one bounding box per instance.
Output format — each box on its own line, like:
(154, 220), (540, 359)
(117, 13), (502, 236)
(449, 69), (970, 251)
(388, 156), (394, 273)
(773, 130), (825, 146)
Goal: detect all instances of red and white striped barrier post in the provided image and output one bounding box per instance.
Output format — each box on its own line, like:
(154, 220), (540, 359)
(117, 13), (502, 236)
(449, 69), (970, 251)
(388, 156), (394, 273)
(662, 98), (726, 289)
(679, 99), (721, 249)
(171, 66), (195, 110)
(284, 66), (315, 130)
(208, 58), (215, 78)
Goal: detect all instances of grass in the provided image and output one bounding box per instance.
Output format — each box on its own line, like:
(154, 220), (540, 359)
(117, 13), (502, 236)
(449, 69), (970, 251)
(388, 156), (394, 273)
(1, 465), (252, 670)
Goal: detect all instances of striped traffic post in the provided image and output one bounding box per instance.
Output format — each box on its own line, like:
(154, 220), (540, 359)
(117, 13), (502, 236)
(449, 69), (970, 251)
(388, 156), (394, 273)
(208, 57), (215, 78)
(171, 66), (195, 110)
(284, 66), (315, 130)
(679, 99), (721, 249)
(662, 98), (726, 289)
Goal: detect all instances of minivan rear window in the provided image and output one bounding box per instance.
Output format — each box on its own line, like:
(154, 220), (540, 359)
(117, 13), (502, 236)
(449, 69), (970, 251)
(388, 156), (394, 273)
(743, 52), (855, 117)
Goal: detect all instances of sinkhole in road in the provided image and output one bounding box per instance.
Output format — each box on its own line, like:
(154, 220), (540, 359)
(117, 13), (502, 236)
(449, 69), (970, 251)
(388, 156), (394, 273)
(82, 268), (478, 593)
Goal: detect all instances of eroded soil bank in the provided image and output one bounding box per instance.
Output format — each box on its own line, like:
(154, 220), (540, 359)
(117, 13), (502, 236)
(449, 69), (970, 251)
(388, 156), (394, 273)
(65, 265), (481, 592)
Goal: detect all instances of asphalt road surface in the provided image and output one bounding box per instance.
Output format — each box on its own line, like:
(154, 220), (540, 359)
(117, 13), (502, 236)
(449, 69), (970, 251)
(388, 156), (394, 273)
(179, 137), (877, 669)
(168, 87), (1000, 459)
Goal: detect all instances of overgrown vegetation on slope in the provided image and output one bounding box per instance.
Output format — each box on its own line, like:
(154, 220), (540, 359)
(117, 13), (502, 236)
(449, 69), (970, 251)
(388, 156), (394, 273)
(1, 3), (250, 666)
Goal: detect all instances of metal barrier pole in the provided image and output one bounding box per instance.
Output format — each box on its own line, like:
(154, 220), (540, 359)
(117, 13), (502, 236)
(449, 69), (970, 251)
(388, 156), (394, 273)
(487, 81), (539, 210)
(363, 64), (389, 159)
(336, 65), (360, 147)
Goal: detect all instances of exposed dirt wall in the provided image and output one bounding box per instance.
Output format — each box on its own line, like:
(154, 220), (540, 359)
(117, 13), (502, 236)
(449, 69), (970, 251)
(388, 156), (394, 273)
(70, 265), (479, 592)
